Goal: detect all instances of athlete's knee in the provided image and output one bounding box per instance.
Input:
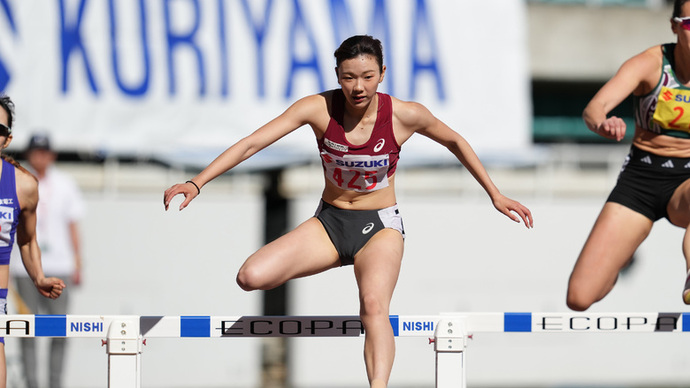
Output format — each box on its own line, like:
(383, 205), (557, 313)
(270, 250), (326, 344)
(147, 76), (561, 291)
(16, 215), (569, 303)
(566, 281), (596, 311)
(236, 266), (266, 291)
(359, 292), (388, 319)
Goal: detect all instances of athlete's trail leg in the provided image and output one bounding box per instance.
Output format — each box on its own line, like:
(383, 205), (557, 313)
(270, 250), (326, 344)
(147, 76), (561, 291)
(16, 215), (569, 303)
(354, 229), (403, 387)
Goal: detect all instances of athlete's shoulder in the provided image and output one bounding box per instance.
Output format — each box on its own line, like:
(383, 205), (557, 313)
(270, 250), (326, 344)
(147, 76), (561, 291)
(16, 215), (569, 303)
(288, 91), (332, 112)
(12, 164), (37, 210)
(390, 95), (433, 126)
(624, 44), (664, 71)
(14, 166), (37, 193)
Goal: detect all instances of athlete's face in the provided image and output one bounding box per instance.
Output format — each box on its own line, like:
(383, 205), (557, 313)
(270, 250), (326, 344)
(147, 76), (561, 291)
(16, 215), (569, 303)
(0, 107), (12, 150)
(336, 54), (385, 110)
(672, 2), (690, 44)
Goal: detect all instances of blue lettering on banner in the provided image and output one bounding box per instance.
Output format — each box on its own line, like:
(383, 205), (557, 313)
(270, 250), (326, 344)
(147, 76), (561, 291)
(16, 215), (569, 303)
(70, 321), (104, 333)
(109, 0), (151, 96)
(59, 0), (99, 93)
(402, 321), (435, 332)
(164, 0), (206, 96)
(241, 0), (274, 98)
(0, 0), (17, 90)
(44, 0), (444, 100)
(410, 0), (444, 100)
(285, 0), (324, 98)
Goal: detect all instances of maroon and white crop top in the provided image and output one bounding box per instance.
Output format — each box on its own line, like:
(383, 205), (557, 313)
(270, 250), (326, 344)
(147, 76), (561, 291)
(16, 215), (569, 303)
(317, 90), (401, 192)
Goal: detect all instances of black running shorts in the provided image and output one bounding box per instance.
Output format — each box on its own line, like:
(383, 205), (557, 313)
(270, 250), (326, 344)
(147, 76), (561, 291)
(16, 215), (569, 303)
(314, 200), (405, 266)
(607, 145), (690, 221)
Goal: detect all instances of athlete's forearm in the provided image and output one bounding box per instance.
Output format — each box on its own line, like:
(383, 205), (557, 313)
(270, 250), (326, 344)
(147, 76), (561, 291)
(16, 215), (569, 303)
(449, 137), (500, 199)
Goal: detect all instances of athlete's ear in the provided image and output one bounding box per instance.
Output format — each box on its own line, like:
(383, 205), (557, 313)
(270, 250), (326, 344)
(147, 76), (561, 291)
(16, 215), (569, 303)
(672, 18), (679, 35)
(379, 65), (386, 83)
(335, 66), (341, 85)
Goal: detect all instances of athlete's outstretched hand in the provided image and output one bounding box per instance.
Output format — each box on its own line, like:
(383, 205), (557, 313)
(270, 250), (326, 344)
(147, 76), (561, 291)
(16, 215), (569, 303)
(36, 277), (66, 299)
(491, 194), (533, 229)
(164, 181), (200, 211)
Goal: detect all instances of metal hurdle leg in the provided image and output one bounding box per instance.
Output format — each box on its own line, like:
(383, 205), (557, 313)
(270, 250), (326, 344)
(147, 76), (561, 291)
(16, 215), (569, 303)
(106, 318), (143, 388)
(434, 319), (467, 388)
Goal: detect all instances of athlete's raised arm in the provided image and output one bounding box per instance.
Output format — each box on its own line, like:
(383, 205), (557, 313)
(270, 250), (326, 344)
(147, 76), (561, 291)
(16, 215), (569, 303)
(393, 98), (533, 228)
(164, 94), (328, 211)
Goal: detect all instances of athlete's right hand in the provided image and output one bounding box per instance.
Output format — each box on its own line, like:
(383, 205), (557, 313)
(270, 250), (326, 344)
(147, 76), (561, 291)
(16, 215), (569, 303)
(595, 116), (626, 141)
(35, 277), (66, 299)
(163, 181), (199, 211)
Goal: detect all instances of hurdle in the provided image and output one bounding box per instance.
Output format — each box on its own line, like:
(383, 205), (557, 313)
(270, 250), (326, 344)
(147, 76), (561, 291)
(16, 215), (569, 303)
(1, 312), (689, 387)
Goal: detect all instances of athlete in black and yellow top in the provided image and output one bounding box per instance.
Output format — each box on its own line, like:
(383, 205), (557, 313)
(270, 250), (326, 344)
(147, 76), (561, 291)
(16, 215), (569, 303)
(568, 0), (690, 311)
(164, 35), (532, 388)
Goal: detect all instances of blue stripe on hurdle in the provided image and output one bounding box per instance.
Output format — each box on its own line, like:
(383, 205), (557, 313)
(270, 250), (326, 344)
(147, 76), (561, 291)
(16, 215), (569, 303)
(181, 316), (210, 337)
(683, 313), (690, 332)
(389, 315), (399, 336)
(504, 312), (532, 332)
(35, 315), (66, 337)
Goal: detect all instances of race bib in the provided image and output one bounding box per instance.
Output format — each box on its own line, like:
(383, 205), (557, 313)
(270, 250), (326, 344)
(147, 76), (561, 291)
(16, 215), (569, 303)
(652, 86), (690, 132)
(321, 151), (390, 192)
(0, 204), (14, 247)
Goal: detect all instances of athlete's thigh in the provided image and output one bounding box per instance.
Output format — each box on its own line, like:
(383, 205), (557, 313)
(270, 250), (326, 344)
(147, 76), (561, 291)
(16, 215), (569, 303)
(571, 202), (653, 283)
(353, 229), (404, 300)
(241, 217), (341, 282)
(668, 178), (690, 227)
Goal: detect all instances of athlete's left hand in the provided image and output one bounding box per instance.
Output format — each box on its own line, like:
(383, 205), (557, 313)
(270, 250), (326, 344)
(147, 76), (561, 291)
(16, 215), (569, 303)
(492, 194), (533, 228)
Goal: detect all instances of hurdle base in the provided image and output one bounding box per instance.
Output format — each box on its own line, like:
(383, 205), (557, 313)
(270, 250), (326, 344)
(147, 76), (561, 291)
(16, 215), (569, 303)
(434, 319), (467, 388)
(106, 318), (143, 388)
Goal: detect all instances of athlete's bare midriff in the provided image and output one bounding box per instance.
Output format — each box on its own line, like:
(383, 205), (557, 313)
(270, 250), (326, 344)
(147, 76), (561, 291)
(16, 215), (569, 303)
(634, 127), (690, 158)
(321, 174), (398, 210)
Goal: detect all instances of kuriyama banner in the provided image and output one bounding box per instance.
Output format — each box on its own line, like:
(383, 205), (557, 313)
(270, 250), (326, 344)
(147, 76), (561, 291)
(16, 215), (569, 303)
(0, 0), (530, 169)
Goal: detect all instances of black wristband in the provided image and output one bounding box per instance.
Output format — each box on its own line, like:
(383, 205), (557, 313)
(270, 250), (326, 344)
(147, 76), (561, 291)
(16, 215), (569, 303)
(186, 180), (201, 195)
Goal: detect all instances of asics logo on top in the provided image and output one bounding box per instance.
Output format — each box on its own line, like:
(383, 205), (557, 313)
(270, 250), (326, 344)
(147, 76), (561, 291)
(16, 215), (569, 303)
(373, 139), (385, 152)
(362, 222), (375, 234)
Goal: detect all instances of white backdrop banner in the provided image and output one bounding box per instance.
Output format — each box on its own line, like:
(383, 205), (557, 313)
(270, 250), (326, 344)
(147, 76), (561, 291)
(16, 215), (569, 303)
(0, 0), (531, 168)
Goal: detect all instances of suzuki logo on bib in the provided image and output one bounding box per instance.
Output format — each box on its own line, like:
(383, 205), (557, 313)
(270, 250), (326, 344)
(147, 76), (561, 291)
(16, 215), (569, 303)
(373, 139), (385, 153)
(362, 223), (375, 234)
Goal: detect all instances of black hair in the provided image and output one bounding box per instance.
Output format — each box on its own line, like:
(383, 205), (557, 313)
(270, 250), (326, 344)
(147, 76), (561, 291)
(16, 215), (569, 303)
(0, 95), (30, 176)
(673, 0), (690, 18)
(334, 35), (384, 73)
(0, 94), (14, 129)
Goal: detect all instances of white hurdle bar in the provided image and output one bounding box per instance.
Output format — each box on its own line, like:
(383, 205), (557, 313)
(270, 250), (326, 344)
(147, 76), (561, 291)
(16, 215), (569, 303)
(0, 312), (689, 387)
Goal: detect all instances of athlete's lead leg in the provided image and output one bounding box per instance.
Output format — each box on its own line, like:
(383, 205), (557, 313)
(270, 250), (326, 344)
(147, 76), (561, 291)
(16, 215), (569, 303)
(236, 217), (340, 291)
(567, 202), (652, 311)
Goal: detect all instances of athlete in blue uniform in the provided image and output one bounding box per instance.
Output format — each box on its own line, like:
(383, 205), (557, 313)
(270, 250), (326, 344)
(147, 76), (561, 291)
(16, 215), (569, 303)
(0, 95), (65, 388)
(164, 35), (533, 388)
(567, 0), (690, 311)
